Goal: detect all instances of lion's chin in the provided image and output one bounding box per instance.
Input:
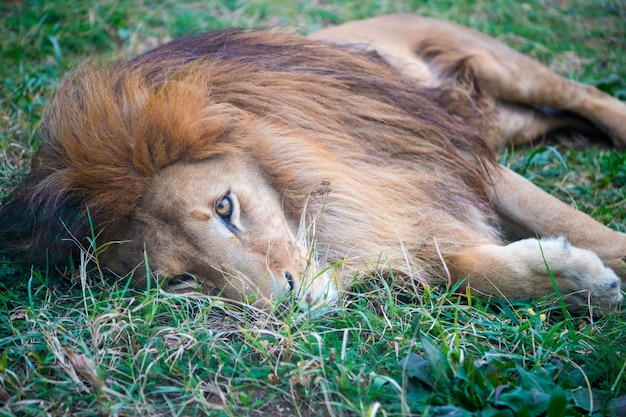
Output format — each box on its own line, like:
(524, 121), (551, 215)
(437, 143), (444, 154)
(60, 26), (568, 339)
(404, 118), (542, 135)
(280, 271), (339, 316)
(293, 269), (339, 316)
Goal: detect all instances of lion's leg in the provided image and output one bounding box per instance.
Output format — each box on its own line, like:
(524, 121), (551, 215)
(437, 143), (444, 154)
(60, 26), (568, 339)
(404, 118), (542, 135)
(492, 102), (598, 148)
(448, 237), (622, 307)
(467, 49), (626, 148)
(488, 165), (626, 281)
(310, 14), (626, 148)
(448, 166), (625, 307)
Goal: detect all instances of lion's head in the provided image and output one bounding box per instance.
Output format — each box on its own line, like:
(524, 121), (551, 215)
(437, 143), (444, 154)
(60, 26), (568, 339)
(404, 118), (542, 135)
(0, 29), (494, 311)
(100, 154), (338, 310)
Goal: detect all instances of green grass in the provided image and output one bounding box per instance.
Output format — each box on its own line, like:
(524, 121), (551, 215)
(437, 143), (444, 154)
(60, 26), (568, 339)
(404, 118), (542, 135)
(1, 0), (625, 415)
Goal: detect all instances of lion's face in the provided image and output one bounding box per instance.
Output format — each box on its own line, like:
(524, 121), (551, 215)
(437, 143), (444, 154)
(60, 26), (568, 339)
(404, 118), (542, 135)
(101, 153), (337, 311)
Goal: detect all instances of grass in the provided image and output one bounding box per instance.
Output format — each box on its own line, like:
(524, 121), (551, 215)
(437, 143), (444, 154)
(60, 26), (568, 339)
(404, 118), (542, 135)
(1, 0), (625, 415)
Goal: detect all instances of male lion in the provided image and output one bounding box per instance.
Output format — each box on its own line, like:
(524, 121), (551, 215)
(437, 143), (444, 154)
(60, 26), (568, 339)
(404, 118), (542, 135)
(1, 15), (625, 312)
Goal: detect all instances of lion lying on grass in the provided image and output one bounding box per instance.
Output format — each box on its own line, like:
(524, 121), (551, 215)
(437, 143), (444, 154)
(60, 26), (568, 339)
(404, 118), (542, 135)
(1, 15), (625, 312)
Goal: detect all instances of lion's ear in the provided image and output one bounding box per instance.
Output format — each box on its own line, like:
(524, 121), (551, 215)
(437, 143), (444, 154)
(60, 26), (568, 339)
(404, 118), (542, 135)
(0, 169), (89, 269)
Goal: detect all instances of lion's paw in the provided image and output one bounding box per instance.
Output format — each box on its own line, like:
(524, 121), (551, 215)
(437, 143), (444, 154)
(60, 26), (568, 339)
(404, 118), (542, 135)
(537, 237), (623, 307)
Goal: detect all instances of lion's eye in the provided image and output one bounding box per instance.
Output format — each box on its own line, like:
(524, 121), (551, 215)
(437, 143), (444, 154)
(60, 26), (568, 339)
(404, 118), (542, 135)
(215, 194), (233, 219)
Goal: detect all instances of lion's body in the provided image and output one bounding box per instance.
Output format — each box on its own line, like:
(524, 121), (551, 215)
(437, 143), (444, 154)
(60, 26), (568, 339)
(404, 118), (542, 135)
(1, 15), (625, 310)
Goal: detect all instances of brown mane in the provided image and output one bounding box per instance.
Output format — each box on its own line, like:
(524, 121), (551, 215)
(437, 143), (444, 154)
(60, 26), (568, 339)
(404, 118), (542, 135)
(1, 29), (496, 281)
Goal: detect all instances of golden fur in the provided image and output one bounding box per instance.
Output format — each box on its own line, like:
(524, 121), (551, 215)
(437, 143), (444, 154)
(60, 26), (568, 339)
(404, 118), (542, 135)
(1, 15), (625, 311)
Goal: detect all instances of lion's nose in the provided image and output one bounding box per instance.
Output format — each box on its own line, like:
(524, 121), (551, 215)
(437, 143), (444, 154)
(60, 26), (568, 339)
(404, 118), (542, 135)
(285, 271), (295, 292)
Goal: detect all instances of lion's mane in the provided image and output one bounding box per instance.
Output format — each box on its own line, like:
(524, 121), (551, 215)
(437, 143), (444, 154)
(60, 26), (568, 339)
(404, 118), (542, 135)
(1, 29), (499, 285)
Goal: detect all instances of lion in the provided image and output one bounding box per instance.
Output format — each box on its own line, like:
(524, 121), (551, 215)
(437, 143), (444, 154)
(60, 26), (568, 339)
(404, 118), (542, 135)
(1, 14), (625, 312)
